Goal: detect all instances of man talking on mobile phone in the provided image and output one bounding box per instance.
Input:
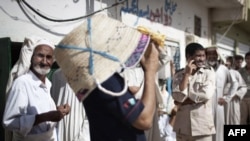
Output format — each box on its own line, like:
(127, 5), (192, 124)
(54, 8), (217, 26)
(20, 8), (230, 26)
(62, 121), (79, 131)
(172, 43), (216, 141)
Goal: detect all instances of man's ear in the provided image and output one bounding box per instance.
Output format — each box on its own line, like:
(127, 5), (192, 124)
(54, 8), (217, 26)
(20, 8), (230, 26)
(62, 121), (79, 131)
(186, 55), (193, 63)
(186, 54), (190, 60)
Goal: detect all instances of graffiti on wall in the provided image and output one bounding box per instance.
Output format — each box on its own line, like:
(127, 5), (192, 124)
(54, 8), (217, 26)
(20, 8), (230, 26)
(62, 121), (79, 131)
(120, 0), (177, 25)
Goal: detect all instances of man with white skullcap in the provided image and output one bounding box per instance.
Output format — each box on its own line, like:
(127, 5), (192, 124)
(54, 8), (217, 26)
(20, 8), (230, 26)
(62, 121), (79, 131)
(2, 36), (71, 141)
(205, 46), (235, 141)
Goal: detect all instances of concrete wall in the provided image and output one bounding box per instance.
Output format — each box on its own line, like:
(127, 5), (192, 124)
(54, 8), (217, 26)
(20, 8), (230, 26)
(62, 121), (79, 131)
(0, 1), (213, 139)
(0, 0), (212, 67)
(117, 0), (211, 68)
(0, 0), (108, 43)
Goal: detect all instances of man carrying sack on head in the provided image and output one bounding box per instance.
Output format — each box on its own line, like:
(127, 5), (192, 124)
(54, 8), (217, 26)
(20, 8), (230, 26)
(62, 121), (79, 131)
(54, 13), (166, 141)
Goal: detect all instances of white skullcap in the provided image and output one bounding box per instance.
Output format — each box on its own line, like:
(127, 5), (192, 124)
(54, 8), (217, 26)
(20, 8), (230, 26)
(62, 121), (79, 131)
(206, 46), (226, 64)
(5, 36), (55, 95)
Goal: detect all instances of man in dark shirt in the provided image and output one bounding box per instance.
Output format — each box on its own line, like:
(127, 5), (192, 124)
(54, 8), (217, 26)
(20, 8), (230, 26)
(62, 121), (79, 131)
(54, 14), (164, 141)
(83, 41), (160, 141)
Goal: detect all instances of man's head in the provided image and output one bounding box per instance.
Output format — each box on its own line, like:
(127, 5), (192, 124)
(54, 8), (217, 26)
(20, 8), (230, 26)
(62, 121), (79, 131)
(6, 36), (55, 93)
(244, 51), (250, 68)
(225, 56), (234, 69)
(205, 47), (219, 67)
(31, 44), (54, 77)
(234, 55), (244, 70)
(55, 14), (166, 101)
(185, 43), (206, 68)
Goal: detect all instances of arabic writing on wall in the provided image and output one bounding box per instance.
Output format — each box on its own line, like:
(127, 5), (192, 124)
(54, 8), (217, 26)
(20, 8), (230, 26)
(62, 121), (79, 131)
(120, 0), (177, 26)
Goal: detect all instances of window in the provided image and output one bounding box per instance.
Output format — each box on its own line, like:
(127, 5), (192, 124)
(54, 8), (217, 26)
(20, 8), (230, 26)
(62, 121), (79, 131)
(165, 40), (180, 70)
(194, 15), (201, 37)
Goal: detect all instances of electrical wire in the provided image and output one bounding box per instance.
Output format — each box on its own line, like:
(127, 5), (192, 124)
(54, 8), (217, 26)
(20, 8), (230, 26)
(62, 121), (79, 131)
(18, 0), (68, 36)
(19, 0), (127, 22)
(216, 7), (244, 44)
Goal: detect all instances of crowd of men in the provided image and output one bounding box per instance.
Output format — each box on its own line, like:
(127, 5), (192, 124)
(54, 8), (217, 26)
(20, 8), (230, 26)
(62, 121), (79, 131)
(2, 14), (250, 141)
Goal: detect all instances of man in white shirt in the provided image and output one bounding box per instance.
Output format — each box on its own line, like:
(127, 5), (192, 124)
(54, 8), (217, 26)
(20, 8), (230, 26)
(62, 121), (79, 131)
(3, 36), (70, 141)
(223, 56), (247, 124)
(205, 47), (234, 141)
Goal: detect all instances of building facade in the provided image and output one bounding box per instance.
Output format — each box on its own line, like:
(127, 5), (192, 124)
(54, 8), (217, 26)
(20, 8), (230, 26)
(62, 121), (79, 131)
(0, 0), (249, 140)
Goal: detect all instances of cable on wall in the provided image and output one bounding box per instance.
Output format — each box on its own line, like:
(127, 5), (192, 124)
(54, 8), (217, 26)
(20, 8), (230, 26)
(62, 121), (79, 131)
(19, 0), (127, 22)
(215, 7), (244, 44)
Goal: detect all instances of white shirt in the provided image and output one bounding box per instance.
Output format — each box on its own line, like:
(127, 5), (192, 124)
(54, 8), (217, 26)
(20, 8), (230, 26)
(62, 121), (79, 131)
(3, 70), (57, 141)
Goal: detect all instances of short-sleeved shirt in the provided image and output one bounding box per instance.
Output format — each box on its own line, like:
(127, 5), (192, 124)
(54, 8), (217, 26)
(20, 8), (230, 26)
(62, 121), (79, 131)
(83, 73), (146, 141)
(172, 67), (216, 136)
(172, 67), (216, 103)
(3, 71), (57, 141)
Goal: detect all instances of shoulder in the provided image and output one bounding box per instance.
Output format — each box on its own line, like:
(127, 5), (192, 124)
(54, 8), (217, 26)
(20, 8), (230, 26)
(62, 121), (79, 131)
(202, 66), (213, 70)
(238, 67), (245, 73)
(200, 66), (214, 74)
(172, 68), (185, 83)
(219, 64), (228, 71)
(51, 68), (66, 82)
(175, 68), (185, 74)
(13, 73), (31, 84)
(228, 69), (238, 76)
(234, 70), (242, 77)
(53, 68), (62, 75)
(9, 74), (31, 94)
(173, 68), (185, 78)
(217, 65), (230, 75)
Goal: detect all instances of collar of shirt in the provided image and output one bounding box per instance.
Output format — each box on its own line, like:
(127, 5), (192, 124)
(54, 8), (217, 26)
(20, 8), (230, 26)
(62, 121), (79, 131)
(27, 70), (51, 89)
(180, 67), (207, 76)
(196, 67), (206, 74)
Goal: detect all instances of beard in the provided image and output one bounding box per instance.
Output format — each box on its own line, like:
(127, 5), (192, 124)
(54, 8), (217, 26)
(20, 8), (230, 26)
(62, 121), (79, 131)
(207, 60), (217, 66)
(33, 65), (51, 75)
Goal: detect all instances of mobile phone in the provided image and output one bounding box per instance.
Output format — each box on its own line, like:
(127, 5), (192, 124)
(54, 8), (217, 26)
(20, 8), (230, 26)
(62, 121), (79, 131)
(191, 59), (196, 65)
(192, 60), (196, 65)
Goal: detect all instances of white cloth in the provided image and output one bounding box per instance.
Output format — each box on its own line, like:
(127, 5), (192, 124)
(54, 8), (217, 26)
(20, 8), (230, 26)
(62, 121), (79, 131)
(158, 81), (176, 141)
(123, 66), (167, 106)
(158, 114), (176, 141)
(5, 36), (55, 94)
(158, 88), (175, 115)
(212, 64), (231, 141)
(51, 69), (90, 141)
(122, 66), (176, 141)
(224, 69), (247, 124)
(3, 71), (57, 141)
(122, 67), (161, 141)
